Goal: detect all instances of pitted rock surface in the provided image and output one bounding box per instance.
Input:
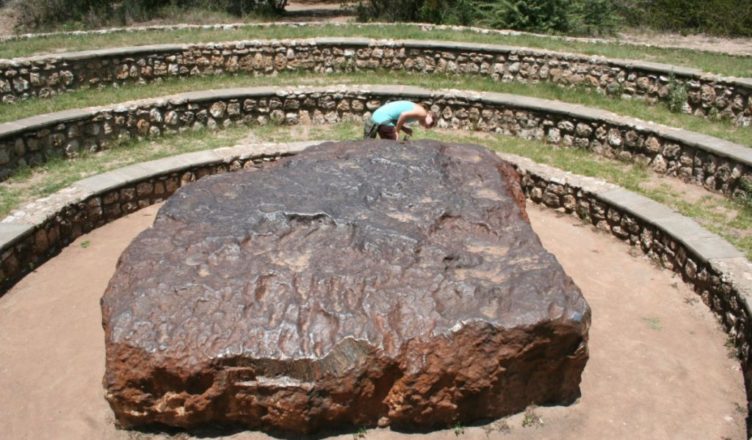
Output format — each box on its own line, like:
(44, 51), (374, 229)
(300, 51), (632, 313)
(102, 140), (590, 433)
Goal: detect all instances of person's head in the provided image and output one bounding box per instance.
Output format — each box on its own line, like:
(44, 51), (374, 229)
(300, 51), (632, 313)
(420, 110), (437, 129)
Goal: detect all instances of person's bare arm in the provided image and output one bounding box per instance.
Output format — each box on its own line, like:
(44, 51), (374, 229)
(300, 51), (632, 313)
(395, 106), (427, 135)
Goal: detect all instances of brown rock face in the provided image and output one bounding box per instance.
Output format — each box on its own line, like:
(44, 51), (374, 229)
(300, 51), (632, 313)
(102, 140), (590, 433)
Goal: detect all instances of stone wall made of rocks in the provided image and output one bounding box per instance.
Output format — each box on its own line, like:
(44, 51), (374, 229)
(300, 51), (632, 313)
(2, 141), (751, 431)
(1, 86), (750, 199)
(514, 155), (750, 367)
(1, 38), (750, 126)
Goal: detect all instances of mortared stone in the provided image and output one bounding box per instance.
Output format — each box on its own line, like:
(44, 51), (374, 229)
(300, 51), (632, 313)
(101, 140), (590, 433)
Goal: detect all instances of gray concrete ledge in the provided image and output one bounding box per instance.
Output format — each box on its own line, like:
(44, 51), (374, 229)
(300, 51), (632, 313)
(0, 222), (34, 249)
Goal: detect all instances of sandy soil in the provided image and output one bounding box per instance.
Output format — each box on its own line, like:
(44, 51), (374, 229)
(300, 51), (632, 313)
(616, 30), (752, 57)
(0, 201), (745, 440)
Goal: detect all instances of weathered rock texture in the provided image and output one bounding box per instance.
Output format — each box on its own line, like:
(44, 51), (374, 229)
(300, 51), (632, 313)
(101, 140), (590, 433)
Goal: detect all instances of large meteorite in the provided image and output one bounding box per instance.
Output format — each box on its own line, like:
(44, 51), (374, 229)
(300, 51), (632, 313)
(102, 140), (590, 433)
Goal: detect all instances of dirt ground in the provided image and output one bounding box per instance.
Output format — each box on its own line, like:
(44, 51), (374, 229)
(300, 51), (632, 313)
(616, 29), (752, 57)
(0, 201), (745, 440)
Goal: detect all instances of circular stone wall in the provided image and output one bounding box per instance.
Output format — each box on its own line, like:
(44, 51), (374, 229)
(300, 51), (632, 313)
(1, 86), (749, 197)
(1, 37), (749, 126)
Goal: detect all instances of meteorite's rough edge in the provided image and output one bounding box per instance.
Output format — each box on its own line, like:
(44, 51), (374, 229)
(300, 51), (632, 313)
(105, 321), (588, 433)
(101, 140), (590, 434)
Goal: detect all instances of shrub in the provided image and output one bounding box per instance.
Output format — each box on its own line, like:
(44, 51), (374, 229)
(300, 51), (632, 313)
(14, 0), (286, 30)
(738, 177), (752, 210)
(359, 0), (619, 35)
(666, 73), (688, 114)
(422, 0), (478, 25)
(617, 0), (752, 37)
(356, 0), (476, 25)
(486, 0), (571, 33)
(15, 0), (111, 29)
(568, 0), (620, 36)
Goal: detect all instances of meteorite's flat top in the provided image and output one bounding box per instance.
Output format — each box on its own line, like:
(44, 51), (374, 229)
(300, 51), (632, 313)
(103, 140), (588, 368)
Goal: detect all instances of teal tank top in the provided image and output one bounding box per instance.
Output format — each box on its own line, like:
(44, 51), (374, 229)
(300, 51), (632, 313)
(371, 101), (417, 126)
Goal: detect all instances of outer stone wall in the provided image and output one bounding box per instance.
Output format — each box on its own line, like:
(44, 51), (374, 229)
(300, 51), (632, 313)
(1, 38), (750, 125)
(1, 140), (751, 432)
(1, 86), (750, 199)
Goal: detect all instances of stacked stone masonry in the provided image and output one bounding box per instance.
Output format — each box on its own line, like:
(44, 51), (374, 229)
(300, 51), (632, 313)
(514, 161), (752, 433)
(1, 87), (750, 199)
(520, 170), (748, 360)
(1, 39), (750, 125)
(1, 142), (751, 431)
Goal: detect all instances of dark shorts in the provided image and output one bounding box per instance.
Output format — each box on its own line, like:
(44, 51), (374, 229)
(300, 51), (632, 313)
(363, 119), (397, 140)
(377, 125), (397, 140)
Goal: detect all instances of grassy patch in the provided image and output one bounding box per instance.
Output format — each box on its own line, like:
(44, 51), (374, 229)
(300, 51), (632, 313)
(521, 406), (544, 428)
(428, 128), (652, 188)
(2, 24), (750, 77)
(0, 70), (749, 147)
(641, 316), (662, 330)
(639, 184), (752, 260)
(2, 121), (750, 260)
(352, 426), (367, 439)
(0, 125), (253, 217)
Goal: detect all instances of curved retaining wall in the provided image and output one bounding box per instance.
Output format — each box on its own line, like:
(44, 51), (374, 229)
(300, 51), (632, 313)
(1, 38), (750, 125)
(4, 21), (748, 57)
(1, 139), (750, 429)
(1, 85), (750, 197)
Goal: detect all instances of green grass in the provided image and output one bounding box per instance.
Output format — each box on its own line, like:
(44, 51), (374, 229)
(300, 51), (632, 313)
(4, 121), (749, 259)
(0, 70), (749, 147)
(0, 126), (253, 217)
(2, 23), (751, 77)
(640, 184), (752, 260)
(0, 121), (359, 219)
(425, 128), (652, 190)
(522, 406), (544, 428)
(641, 317), (663, 330)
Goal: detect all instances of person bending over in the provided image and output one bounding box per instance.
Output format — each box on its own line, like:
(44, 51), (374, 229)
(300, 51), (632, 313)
(364, 101), (437, 140)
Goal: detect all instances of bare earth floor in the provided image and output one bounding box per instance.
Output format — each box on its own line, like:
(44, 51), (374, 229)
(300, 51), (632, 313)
(0, 202), (746, 440)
